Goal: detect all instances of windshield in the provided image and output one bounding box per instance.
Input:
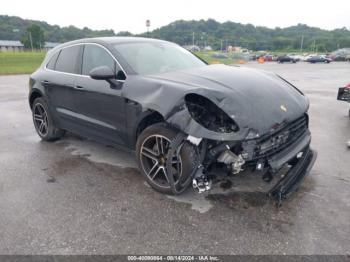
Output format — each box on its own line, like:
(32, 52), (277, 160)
(113, 41), (206, 75)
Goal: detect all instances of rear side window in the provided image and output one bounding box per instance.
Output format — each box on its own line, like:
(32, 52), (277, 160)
(46, 51), (60, 70)
(82, 45), (115, 75)
(55, 45), (80, 74)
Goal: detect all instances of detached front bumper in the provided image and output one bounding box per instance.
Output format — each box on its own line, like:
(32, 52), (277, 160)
(269, 146), (317, 205)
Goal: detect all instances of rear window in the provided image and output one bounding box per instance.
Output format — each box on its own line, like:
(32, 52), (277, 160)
(55, 45), (80, 74)
(46, 51), (60, 70)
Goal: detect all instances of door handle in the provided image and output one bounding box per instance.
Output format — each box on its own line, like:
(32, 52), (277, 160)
(41, 80), (51, 86)
(125, 99), (139, 106)
(74, 85), (84, 89)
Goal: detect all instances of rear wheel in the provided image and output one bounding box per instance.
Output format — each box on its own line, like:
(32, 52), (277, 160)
(136, 123), (198, 194)
(32, 97), (65, 141)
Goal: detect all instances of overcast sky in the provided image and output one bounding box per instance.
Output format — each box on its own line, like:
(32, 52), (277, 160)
(2, 0), (349, 33)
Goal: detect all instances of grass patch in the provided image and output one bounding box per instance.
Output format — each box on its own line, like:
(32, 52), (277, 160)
(0, 51), (46, 75)
(195, 51), (234, 65)
(195, 51), (252, 65)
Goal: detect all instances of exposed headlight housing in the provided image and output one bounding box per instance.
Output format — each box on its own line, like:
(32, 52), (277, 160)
(185, 93), (239, 133)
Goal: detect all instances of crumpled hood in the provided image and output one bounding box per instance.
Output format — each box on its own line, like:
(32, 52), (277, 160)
(123, 64), (309, 140)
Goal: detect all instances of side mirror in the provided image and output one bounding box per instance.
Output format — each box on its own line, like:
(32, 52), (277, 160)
(89, 66), (116, 80)
(89, 66), (125, 90)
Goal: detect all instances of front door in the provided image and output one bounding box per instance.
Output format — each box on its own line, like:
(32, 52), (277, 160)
(73, 44), (127, 146)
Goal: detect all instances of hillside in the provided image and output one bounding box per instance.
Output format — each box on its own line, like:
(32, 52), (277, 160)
(0, 15), (116, 43)
(1, 15), (350, 51)
(144, 19), (350, 51)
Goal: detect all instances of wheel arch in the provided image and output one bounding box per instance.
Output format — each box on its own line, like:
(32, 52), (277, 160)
(134, 110), (165, 147)
(29, 89), (44, 110)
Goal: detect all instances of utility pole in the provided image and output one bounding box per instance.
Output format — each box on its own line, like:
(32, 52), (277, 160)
(29, 31), (34, 52)
(300, 34), (304, 53)
(192, 32), (195, 47)
(146, 20), (150, 38)
(313, 40), (316, 53)
(220, 39), (223, 52)
(201, 32), (206, 49)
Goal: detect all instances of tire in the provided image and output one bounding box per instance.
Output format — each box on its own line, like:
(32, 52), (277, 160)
(32, 97), (65, 141)
(136, 123), (198, 195)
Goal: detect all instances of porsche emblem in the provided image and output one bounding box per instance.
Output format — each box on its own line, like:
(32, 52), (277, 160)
(280, 105), (287, 112)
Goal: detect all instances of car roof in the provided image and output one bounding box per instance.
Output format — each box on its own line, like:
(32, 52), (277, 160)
(56, 37), (168, 48)
(46, 37), (171, 58)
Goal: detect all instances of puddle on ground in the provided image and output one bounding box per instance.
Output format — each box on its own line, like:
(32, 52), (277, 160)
(59, 136), (137, 169)
(166, 190), (214, 214)
(206, 191), (270, 209)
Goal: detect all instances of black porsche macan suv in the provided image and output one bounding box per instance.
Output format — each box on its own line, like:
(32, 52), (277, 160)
(29, 37), (317, 203)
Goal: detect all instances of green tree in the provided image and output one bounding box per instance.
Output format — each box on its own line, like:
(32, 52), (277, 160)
(116, 31), (133, 36)
(21, 24), (45, 49)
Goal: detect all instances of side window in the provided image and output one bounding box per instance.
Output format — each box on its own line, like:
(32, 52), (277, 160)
(82, 45), (116, 75)
(55, 45), (80, 74)
(46, 51), (60, 70)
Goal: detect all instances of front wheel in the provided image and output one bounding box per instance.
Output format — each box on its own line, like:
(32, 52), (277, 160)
(32, 97), (65, 141)
(136, 123), (198, 195)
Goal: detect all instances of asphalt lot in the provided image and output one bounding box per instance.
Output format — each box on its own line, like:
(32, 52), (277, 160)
(0, 62), (349, 255)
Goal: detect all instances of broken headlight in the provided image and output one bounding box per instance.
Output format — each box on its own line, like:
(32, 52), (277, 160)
(185, 94), (239, 133)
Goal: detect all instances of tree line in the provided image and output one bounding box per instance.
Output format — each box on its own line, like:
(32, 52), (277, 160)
(144, 19), (350, 52)
(1, 15), (349, 51)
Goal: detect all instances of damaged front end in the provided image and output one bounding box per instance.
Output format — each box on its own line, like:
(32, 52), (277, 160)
(123, 64), (317, 204)
(163, 95), (317, 206)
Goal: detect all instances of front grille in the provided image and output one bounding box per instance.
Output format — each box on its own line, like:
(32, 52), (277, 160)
(253, 114), (308, 159)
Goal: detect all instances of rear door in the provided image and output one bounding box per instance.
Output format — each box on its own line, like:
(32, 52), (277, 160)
(72, 44), (127, 146)
(44, 45), (82, 130)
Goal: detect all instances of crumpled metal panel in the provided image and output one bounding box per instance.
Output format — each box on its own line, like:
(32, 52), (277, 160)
(122, 64), (309, 141)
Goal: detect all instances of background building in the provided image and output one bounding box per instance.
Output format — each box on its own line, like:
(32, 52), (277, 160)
(0, 40), (24, 52)
(0, 40), (60, 52)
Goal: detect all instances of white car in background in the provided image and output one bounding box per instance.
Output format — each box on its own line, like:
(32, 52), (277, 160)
(303, 54), (318, 61)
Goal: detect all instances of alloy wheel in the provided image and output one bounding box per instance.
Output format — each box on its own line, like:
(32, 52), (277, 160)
(33, 103), (49, 136)
(140, 134), (183, 188)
